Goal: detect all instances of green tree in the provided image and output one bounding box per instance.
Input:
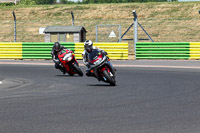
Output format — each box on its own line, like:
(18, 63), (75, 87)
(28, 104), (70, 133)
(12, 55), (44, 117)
(62, 0), (75, 4)
(34, 0), (54, 5)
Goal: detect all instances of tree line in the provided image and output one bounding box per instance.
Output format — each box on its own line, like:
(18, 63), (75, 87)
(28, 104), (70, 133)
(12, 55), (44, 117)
(81, 0), (168, 3)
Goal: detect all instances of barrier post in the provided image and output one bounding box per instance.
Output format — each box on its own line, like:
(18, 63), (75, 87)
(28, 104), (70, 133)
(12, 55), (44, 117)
(96, 25), (98, 42)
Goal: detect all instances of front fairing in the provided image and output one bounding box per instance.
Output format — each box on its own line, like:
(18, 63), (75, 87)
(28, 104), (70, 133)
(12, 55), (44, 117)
(57, 49), (79, 75)
(58, 49), (73, 63)
(88, 49), (107, 69)
(89, 56), (107, 69)
(63, 53), (73, 62)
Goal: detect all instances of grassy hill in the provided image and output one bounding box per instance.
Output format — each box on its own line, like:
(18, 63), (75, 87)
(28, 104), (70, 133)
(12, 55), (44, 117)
(0, 2), (199, 44)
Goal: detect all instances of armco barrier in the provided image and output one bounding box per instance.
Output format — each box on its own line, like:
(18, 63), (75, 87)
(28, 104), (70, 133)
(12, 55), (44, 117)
(0, 42), (128, 60)
(75, 43), (128, 59)
(0, 42), (22, 59)
(189, 42), (200, 59)
(136, 42), (191, 59)
(22, 42), (75, 59)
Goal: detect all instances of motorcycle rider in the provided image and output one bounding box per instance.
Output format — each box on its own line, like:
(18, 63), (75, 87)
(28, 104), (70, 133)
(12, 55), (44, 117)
(51, 42), (67, 74)
(82, 40), (115, 77)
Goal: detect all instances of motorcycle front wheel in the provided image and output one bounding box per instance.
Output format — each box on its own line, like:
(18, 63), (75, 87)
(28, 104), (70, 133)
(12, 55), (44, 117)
(72, 63), (83, 76)
(103, 69), (116, 86)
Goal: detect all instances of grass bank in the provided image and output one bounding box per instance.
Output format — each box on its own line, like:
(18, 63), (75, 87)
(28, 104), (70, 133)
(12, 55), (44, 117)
(0, 2), (199, 44)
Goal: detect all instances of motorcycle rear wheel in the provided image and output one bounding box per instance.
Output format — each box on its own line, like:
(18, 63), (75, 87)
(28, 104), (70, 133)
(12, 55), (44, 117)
(103, 69), (116, 86)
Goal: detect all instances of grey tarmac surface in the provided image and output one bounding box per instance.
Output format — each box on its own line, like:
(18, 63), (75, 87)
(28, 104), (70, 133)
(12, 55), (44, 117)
(1, 59), (200, 68)
(0, 60), (200, 133)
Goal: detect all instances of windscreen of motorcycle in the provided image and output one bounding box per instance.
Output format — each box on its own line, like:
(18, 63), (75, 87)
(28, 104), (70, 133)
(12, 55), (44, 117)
(58, 49), (72, 61)
(63, 53), (72, 61)
(88, 49), (104, 65)
(59, 49), (68, 56)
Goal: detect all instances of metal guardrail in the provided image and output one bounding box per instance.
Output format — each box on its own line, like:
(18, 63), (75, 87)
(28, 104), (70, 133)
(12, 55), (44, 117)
(75, 43), (128, 59)
(135, 42), (200, 59)
(0, 42), (128, 60)
(22, 42), (75, 59)
(189, 42), (200, 59)
(0, 42), (22, 59)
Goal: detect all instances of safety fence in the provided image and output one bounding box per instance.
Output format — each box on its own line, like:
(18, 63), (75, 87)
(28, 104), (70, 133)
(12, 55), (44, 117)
(0, 42), (128, 60)
(136, 42), (200, 59)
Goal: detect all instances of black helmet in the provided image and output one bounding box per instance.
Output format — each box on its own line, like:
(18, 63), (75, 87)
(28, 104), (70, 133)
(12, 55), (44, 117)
(54, 42), (61, 52)
(84, 40), (93, 53)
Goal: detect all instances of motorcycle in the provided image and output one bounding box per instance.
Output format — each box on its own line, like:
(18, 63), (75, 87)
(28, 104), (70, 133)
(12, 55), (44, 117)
(57, 49), (83, 76)
(88, 49), (116, 86)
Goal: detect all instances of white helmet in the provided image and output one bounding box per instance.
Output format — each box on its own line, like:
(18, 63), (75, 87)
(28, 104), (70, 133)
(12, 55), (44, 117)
(84, 40), (93, 53)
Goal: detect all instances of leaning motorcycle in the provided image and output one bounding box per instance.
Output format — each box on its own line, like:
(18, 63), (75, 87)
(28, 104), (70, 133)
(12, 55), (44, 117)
(56, 49), (83, 76)
(88, 49), (116, 86)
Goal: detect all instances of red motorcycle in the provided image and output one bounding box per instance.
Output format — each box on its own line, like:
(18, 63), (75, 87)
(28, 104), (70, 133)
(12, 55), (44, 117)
(88, 49), (116, 86)
(57, 49), (83, 76)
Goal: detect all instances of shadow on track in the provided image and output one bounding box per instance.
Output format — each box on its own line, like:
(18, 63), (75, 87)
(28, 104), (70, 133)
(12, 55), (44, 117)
(87, 84), (117, 87)
(55, 75), (81, 77)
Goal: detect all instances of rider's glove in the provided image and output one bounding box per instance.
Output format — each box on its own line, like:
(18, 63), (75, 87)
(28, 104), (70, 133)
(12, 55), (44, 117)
(101, 51), (107, 56)
(53, 58), (60, 64)
(85, 62), (90, 67)
(52, 55), (59, 63)
(104, 52), (108, 55)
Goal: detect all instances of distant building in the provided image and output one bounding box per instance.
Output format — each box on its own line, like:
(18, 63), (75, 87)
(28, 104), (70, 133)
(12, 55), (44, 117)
(44, 26), (87, 43)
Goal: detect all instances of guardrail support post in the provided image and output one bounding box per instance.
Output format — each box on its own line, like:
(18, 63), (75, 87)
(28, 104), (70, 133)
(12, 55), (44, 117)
(119, 24), (121, 42)
(96, 25), (98, 42)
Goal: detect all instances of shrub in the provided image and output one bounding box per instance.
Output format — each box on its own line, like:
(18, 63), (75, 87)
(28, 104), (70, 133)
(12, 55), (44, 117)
(19, 0), (36, 5)
(0, 3), (15, 6)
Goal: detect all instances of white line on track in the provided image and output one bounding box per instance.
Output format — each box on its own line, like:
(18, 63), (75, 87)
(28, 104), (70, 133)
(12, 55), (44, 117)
(1, 62), (200, 69)
(115, 64), (200, 69)
(0, 62), (53, 66)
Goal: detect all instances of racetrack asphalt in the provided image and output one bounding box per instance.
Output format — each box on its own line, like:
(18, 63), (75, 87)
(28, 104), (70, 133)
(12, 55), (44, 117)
(1, 59), (200, 69)
(0, 60), (200, 133)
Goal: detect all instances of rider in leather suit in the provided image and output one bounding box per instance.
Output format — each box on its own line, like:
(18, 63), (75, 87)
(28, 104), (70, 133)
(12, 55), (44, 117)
(51, 42), (67, 74)
(82, 40), (115, 77)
